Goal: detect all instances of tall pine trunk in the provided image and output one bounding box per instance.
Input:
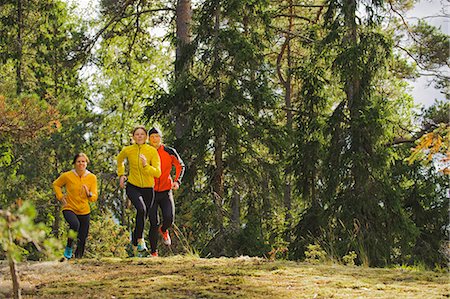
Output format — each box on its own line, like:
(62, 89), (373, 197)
(341, 0), (374, 265)
(175, 0), (191, 75)
(343, 0), (367, 195)
(213, 133), (224, 226)
(211, 0), (224, 227)
(277, 0), (294, 242)
(16, 0), (23, 94)
(175, 0), (192, 139)
(230, 189), (240, 230)
(343, 6), (360, 182)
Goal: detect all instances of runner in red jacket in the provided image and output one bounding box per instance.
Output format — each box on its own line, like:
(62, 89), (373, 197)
(148, 127), (185, 256)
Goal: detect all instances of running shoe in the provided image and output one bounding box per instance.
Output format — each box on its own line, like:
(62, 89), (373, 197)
(63, 246), (73, 259)
(159, 227), (171, 246)
(137, 239), (148, 252)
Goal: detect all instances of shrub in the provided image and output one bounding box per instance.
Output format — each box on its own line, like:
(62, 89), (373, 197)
(342, 251), (357, 266)
(304, 243), (327, 264)
(84, 213), (129, 258)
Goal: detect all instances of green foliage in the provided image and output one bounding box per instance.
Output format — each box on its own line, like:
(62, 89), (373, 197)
(400, 20), (450, 96)
(0, 143), (14, 168)
(0, 0), (447, 270)
(0, 0), (92, 249)
(410, 21), (449, 70)
(390, 154), (448, 267)
(423, 100), (450, 125)
(234, 198), (271, 257)
(145, 0), (284, 258)
(0, 0), (88, 96)
(84, 213), (129, 259)
(85, 2), (174, 223)
(287, 0), (447, 268)
(342, 251), (357, 266)
(0, 200), (61, 261)
(304, 243), (328, 264)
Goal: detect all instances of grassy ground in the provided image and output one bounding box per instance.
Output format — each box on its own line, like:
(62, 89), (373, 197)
(0, 256), (448, 298)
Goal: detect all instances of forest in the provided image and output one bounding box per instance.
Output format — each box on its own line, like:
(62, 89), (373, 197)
(0, 0), (449, 270)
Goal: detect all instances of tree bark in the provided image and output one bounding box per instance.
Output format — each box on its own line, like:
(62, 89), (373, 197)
(279, 0), (294, 242)
(262, 177), (271, 220)
(174, 0), (192, 139)
(212, 1), (224, 226)
(16, 0), (23, 95)
(230, 189), (240, 229)
(343, 0), (366, 193)
(212, 132), (225, 225)
(175, 0), (191, 75)
(8, 225), (21, 299)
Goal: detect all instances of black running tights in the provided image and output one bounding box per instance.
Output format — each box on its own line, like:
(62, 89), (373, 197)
(63, 210), (90, 258)
(148, 190), (175, 253)
(126, 183), (154, 246)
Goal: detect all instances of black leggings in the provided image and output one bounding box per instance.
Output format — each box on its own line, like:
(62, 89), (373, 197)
(149, 190), (175, 253)
(63, 210), (90, 258)
(126, 183), (154, 246)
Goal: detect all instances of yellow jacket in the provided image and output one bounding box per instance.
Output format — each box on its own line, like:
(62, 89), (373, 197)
(117, 144), (161, 188)
(53, 170), (98, 215)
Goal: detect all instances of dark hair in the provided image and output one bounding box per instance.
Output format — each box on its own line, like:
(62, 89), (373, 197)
(72, 153), (90, 164)
(148, 127), (162, 136)
(132, 125), (147, 136)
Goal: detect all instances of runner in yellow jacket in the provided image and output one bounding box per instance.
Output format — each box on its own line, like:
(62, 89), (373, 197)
(53, 153), (98, 259)
(117, 125), (161, 253)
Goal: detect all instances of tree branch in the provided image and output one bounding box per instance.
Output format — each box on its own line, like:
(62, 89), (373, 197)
(277, 38), (288, 86)
(82, 3), (173, 57)
(273, 28), (315, 42)
(274, 14), (313, 22)
(387, 0), (421, 44)
(276, 3), (328, 9)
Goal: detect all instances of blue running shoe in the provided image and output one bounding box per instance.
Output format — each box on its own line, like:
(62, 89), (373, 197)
(137, 240), (148, 252)
(63, 246), (73, 259)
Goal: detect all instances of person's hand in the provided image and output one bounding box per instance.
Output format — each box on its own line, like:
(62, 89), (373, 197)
(120, 175), (127, 189)
(139, 154), (147, 167)
(172, 181), (180, 190)
(61, 195), (67, 207)
(82, 184), (90, 197)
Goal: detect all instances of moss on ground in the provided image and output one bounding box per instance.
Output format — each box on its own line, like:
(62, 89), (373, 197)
(0, 256), (448, 298)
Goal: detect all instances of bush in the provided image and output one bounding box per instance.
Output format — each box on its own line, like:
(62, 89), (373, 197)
(342, 251), (357, 266)
(84, 213), (129, 258)
(304, 243), (327, 264)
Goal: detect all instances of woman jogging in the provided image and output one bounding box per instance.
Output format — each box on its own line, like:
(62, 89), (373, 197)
(53, 153), (98, 259)
(148, 127), (185, 257)
(117, 125), (161, 255)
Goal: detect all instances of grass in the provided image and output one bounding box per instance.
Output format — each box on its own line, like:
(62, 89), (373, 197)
(0, 256), (448, 298)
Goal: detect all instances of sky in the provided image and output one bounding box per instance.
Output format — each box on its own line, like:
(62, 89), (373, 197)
(70, 0), (448, 109)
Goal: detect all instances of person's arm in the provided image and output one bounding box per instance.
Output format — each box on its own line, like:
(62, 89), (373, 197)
(52, 173), (67, 201)
(117, 148), (127, 177)
(171, 148), (185, 185)
(87, 175), (98, 202)
(143, 148), (161, 178)
(117, 148), (129, 188)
